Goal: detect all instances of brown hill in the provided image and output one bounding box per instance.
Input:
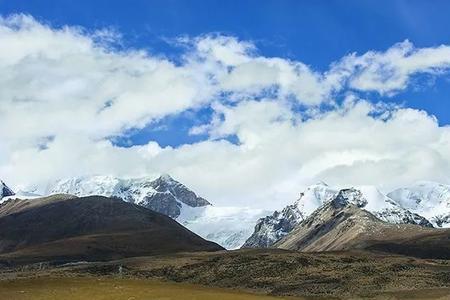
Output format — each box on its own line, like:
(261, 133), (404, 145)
(0, 194), (222, 264)
(275, 190), (450, 259)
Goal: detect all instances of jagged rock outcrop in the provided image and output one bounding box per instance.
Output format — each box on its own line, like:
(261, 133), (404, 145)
(0, 180), (14, 199)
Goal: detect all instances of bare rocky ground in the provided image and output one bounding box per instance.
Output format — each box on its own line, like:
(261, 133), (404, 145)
(1, 249), (450, 299)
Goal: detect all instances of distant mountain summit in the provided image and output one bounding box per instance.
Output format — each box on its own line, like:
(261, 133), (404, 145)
(0, 180), (14, 199)
(243, 183), (433, 248)
(47, 174), (211, 218)
(388, 181), (450, 227)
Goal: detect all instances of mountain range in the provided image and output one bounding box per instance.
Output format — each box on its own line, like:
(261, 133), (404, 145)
(2, 176), (450, 251)
(46, 175), (268, 249)
(243, 181), (450, 248)
(275, 189), (450, 259)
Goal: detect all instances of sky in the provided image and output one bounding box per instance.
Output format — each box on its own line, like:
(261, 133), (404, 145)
(0, 1), (449, 209)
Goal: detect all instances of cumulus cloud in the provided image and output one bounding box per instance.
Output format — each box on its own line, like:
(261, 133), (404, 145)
(0, 15), (215, 143)
(342, 40), (450, 94)
(1, 14), (450, 209)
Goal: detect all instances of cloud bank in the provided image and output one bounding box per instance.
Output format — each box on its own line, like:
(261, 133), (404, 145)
(1, 14), (449, 209)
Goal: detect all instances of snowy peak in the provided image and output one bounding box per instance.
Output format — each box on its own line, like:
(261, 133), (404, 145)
(158, 173), (176, 182)
(388, 181), (450, 227)
(332, 189), (356, 208)
(294, 183), (338, 217)
(275, 196), (380, 252)
(47, 175), (119, 198)
(243, 183), (339, 248)
(149, 174), (211, 207)
(333, 186), (432, 227)
(0, 180), (14, 199)
(47, 175), (210, 218)
(388, 181), (450, 210)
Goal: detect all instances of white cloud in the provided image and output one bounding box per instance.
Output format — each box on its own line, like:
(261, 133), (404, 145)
(219, 57), (338, 105)
(194, 35), (255, 66)
(341, 40), (450, 94)
(1, 14), (450, 210)
(0, 15), (226, 146)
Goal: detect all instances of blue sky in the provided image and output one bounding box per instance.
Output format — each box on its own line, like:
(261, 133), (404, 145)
(1, 0), (449, 148)
(1, 1), (450, 206)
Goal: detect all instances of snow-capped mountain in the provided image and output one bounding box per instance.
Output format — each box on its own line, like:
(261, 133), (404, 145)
(0, 180), (14, 199)
(340, 186), (432, 227)
(274, 189), (448, 257)
(17, 175), (450, 249)
(46, 174), (266, 249)
(388, 181), (450, 228)
(243, 183), (337, 248)
(47, 174), (211, 218)
(243, 182), (432, 248)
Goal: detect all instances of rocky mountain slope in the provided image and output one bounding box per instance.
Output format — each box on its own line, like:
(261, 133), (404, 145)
(0, 181), (14, 200)
(275, 190), (450, 259)
(388, 181), (450, 228)
(243, 182), (432, 248)
(0, 194), (222, 264)
(243, 183), (338, 248)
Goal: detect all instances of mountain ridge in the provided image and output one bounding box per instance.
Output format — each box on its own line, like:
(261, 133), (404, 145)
(275, 190), (450, 259)
(47, 174), (211, 219)
(243, 182), (436, 248)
